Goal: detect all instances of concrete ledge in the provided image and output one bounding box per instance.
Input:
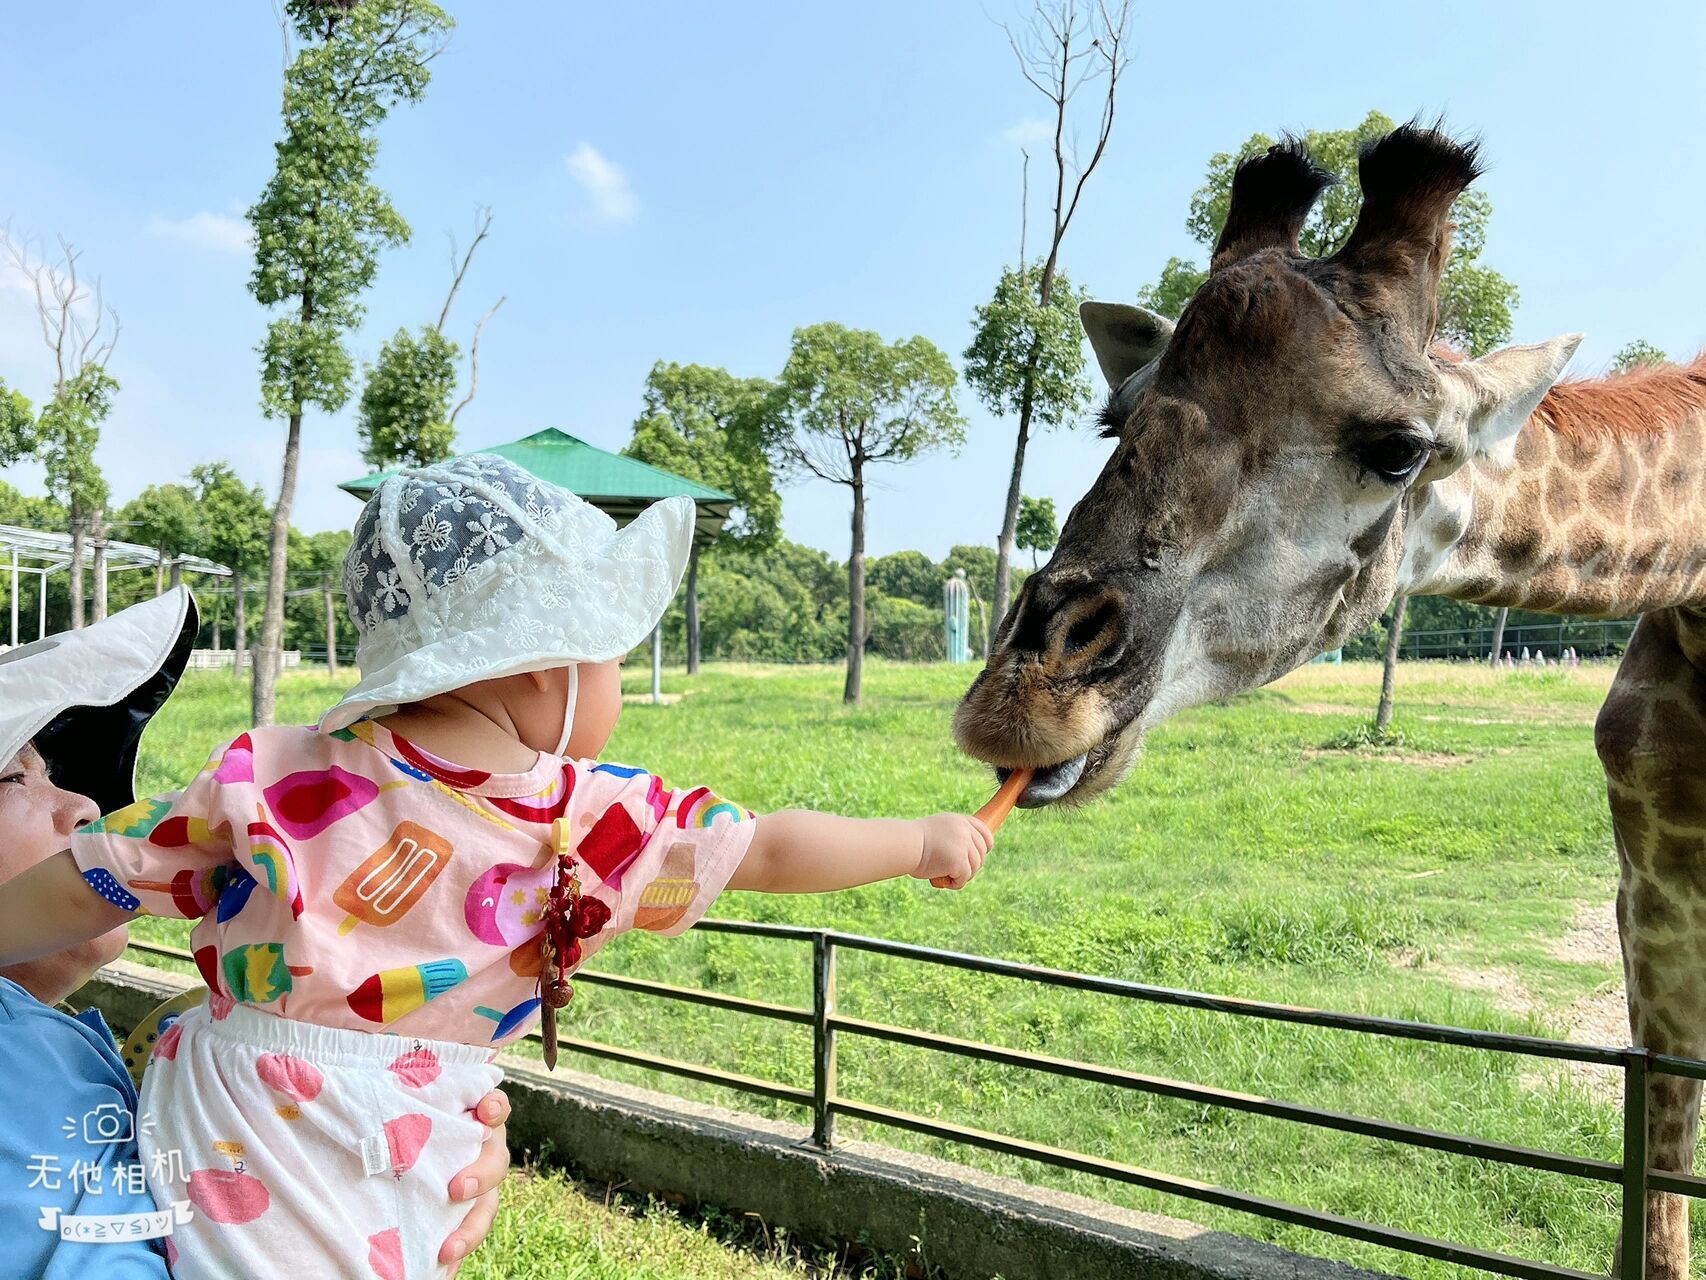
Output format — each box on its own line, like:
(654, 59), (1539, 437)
(77, 962), (1392, 1280)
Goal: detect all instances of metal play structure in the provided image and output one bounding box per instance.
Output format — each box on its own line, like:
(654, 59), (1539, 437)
(0, 525), (230, 646)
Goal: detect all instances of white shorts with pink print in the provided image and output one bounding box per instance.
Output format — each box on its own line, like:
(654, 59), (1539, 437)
(140, 999), (501, 1280)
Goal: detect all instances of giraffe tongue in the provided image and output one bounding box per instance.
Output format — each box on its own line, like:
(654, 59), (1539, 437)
(1009, 755), (1087, 808)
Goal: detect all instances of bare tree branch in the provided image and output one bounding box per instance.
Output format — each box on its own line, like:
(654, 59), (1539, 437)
(448, 295), (504, 429)
(1003, 0), (1130, 290)
(436, 206), (492, 333)
(1, 226), (118, 391)
(270, 0), (293, 87)
(1055, 0), (1129, 242)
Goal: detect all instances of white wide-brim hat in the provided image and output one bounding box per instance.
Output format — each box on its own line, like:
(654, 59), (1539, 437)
(320, 453), (696, 734)
(0, 586), (198, 815)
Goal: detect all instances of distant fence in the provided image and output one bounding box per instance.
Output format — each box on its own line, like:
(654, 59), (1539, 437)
(126, 923), (1698, 1280)
(185, 649), (301, 671)
(1396, 620), (1637, 663)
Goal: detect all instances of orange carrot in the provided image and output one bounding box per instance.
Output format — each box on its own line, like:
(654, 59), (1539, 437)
(932, 768), (1033, 887)
(975, 767), (1034, 833)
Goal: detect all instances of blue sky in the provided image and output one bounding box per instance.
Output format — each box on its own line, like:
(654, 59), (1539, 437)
(1, 1), (1701, 561)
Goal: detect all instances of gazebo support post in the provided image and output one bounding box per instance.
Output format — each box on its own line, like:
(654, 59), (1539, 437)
(37, 569), (46, 641)
(9, 549), (17, 648)
(651, 625), (662, 706)
(685, 543), (701, 675)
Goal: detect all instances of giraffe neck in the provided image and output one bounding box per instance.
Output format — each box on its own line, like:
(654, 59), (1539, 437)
(1400, 390), (1706, 617)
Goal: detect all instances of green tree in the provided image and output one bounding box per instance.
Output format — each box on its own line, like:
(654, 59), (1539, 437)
(770, 323), (965, 704)
(624, 361), (782, 674)
(284, 527), (357, 669)
(248, 0), (451, 725)
(657, 538), (846, 664)
(120, 482), (201, 594)
(867, 550), (943, 608)
(1137, 111), (1519, 356)
(357, 208), (502, 469)
(1015, 494), (1058, 568)
(965, 263), (1092, 621)
(1613, 339), (1668, 373)
(866, 593), (943, 661)
(36, 368), (116, 626)
(358, 327), (458, 467)
(191, 463), (272, 672)
(0, 379), (35, 464)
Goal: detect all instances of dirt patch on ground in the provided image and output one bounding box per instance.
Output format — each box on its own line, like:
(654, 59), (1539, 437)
(1553, 899), (1621, 968)
(1394, 902), (1629, 1100)
(1302, 747), (1468, 768)
(1282, 701), (1369, 718)
(1548, 901), (1628, 1100)
(1415, 713), (1524, 727)
(1434, 965), (1544, 1016)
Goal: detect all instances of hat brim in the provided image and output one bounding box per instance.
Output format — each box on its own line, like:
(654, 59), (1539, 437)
(318, 494), (693, 734)
(0, 588), (199, 815)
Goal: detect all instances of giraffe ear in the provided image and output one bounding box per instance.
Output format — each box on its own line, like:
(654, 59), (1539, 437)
(1080, 302), (1174, 387)
(1442, 333), (1584, 465)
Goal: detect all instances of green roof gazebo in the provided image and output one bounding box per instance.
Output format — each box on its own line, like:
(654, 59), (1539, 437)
(339, 428), (735, 701)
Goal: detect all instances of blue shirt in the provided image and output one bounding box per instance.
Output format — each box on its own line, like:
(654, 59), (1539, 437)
(0, 977), (168, 1278)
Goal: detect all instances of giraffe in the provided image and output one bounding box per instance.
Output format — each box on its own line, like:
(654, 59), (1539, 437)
(952, 123), (1706, 1278)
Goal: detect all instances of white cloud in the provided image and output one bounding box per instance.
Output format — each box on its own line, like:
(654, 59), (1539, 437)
(147, 211), (253, 255)
(565, 142), (638, 223)
(1002, 117), (1055, 149)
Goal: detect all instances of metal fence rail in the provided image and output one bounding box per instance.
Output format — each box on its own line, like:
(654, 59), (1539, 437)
(123, 921), (1703, 1280)
(1395, 619), (1638, 662)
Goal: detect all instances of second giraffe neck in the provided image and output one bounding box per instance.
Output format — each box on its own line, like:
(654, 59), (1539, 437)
(1401, 406), (1706, 618)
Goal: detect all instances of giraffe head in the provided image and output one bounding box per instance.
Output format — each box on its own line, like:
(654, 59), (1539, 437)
(955, 125), (1582, 805)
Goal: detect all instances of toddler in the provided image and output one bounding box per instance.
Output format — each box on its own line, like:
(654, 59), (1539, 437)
(0, 454), (990, 1280)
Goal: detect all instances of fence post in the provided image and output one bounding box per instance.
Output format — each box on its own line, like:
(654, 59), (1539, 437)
(1621, 1048), (1649, 1280)
(812, 930), (836, 1149)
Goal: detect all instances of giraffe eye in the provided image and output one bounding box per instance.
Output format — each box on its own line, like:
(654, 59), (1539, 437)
(1355, 431), (1433, 483)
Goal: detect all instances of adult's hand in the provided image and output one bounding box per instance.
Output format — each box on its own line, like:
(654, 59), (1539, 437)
(441, 1087), (513, 1271)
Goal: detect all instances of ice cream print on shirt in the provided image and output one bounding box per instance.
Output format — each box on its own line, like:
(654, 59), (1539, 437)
(71, 721), (754, 1046)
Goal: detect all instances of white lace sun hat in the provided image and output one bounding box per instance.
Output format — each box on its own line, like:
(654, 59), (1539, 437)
(319, 453), (695, 734)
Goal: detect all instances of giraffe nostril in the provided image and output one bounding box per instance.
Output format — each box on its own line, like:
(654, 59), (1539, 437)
(1064, 601), (1120, 657)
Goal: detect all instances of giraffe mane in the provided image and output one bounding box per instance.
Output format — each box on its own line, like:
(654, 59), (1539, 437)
(1535, 354), (1706, 439)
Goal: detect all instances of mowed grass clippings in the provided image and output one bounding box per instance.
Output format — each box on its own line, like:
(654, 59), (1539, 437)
(129, 659), (1652, 1279)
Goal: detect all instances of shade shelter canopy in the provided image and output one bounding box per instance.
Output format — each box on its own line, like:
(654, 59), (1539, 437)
(337, 428), (735, 548)
(338, 429), (737, 702)
(0, 524), (231, 646)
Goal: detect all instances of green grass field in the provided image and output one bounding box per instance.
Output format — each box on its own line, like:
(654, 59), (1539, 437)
(126, 659), (1650, 1279)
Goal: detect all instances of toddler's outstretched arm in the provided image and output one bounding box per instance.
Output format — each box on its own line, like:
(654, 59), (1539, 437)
(729, 811), (992, 894)
(0, 848), (134, 967)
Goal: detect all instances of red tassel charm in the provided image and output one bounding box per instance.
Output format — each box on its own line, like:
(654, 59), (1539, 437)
(536, 852), (598, 1071)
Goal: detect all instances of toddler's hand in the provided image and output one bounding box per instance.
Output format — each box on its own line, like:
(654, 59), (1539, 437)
(913, 813), (993, 890)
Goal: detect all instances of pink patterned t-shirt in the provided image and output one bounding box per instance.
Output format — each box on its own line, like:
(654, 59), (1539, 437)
(70, 721), (754, 1047)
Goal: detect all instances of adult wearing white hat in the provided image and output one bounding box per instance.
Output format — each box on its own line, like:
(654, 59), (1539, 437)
(0, 588), (513, 1277)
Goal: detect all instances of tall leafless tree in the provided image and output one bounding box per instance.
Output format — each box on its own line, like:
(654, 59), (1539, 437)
(991, 0), (1131, 626)
(2, 228), (120, 627)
